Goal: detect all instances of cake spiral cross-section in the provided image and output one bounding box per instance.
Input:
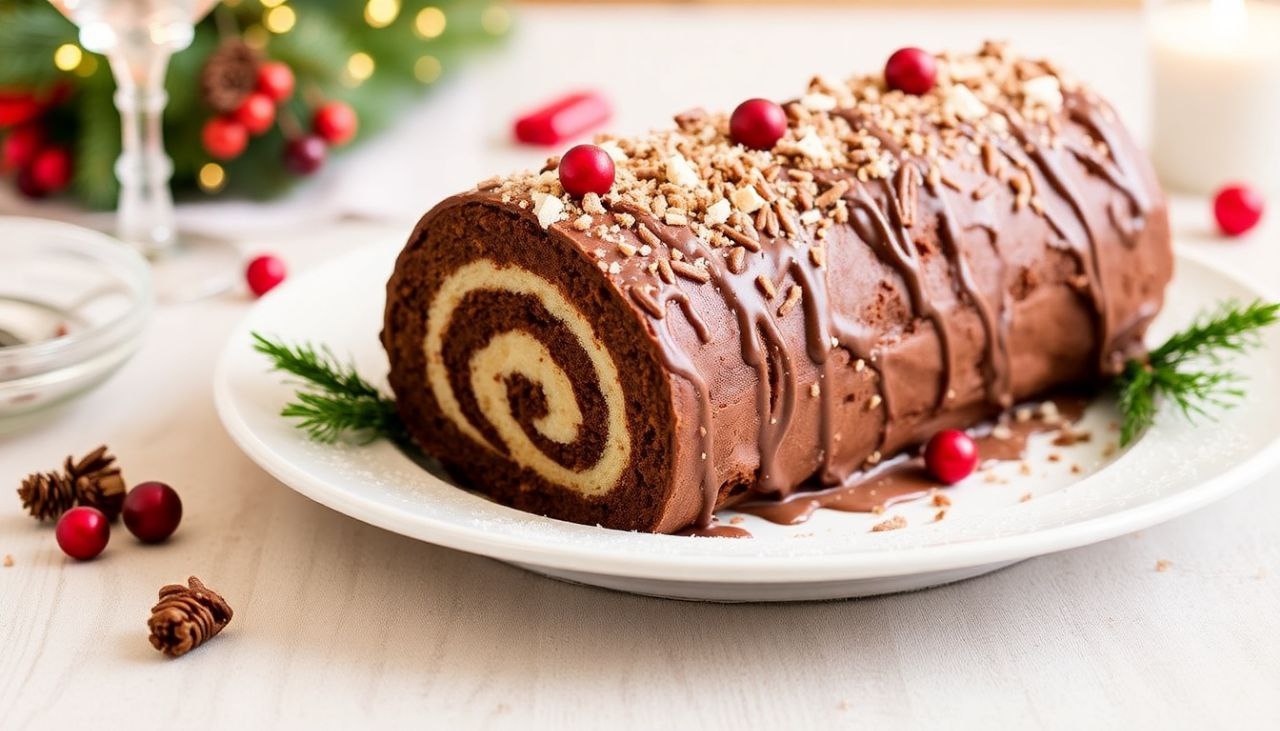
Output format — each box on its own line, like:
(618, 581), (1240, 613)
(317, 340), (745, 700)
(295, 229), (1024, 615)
(381, 43), (1173, 534)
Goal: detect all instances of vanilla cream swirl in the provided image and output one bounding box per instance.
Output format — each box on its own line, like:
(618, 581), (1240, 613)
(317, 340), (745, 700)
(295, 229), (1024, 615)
(424, 259), (630, 496)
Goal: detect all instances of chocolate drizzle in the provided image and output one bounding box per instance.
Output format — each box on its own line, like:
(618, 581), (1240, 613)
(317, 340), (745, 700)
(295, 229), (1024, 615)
(734, 392), (1092, 526)
(997, 105), (1121, 373)
(848, 180), (956, 409)
(928, 177), (1013, 407)
(619, 95), (1159, 529)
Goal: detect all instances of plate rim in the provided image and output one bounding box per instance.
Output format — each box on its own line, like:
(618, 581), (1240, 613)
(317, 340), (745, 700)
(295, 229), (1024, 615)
(214, 245), (1280, 584)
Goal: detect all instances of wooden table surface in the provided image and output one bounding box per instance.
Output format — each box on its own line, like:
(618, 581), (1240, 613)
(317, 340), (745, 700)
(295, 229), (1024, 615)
(3, 5), (1280, 729)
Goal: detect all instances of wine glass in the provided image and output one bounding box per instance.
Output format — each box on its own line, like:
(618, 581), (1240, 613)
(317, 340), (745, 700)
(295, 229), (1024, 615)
(50, 0), (239, 302)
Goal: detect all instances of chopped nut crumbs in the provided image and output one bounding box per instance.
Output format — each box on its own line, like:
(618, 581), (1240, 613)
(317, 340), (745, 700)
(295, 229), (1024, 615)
(871, 515), (908, 532)
(473, 42), (1090, 299)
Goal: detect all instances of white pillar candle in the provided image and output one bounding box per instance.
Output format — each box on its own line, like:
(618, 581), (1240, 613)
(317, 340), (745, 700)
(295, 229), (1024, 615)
(1149, 0), (1280, 195)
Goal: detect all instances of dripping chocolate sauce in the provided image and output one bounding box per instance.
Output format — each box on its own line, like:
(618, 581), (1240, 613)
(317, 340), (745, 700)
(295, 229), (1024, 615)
(676, 519), (753, 539)
(729, 392), (1091, 531)
(624, 94), (1147, 533)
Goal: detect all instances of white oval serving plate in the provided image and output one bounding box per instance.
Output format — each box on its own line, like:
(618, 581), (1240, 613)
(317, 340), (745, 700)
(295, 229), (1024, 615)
(214, 241), (1280, 601)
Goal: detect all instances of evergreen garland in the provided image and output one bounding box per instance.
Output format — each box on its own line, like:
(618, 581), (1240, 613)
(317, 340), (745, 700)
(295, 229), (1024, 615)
(0, 0), (510, 208)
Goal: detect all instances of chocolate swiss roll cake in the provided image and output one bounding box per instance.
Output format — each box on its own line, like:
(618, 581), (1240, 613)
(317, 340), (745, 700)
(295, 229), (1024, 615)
(382, 43), (1173, 533)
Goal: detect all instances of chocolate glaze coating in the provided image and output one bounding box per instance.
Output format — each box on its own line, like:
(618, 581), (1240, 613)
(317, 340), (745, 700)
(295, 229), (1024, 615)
(383, 85), (1172, 534)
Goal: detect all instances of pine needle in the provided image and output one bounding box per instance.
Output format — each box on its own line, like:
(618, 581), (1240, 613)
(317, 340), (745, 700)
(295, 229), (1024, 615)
(252, 332), (404, 444)
(1116, 300), (1279, 446)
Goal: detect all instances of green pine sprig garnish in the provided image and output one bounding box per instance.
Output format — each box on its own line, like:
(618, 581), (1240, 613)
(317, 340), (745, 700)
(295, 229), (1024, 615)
(1116, 300), (1280, 446)
(252, 332), (405, 445)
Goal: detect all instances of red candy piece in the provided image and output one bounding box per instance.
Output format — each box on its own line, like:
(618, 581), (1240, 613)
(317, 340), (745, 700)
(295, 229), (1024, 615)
(558, 144), (615, 197)
(203, 116), (248, 160)
(123, 481), (183, 543)
(245, 254), (287, 297)
(313, 101), (358, 146)
(1213, 183), (1265, 237)
(514, 91), (611, 146)
(924, 429), (978, 485)
(56, 506), (110, 560)
(257, 61), (295, 103)
(885, 47), (938, 96)
(730, 98), (788, 151)
(234, 92), (277, 136)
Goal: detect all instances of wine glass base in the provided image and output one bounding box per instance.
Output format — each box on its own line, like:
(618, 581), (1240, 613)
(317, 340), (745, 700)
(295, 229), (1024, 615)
(146, 235), (241, 304)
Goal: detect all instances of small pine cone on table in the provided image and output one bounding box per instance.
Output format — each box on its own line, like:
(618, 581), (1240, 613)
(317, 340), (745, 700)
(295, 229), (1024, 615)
(17, 471), (76, 521)
(199, 39), (260, 114)
(148, 576), (234, 658)
(65, 445), (126, 521)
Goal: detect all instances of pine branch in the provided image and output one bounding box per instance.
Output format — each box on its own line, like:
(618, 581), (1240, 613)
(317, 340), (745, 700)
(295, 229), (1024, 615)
(252, 332), (404, 444)
(1116, 300), (1279, 446)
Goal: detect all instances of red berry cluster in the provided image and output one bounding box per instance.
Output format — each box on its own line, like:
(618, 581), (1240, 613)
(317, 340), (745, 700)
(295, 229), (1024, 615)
(202, 61), (293, 160)
(0, 89), (74, 198)
(56, 481), (183, 561)
(201, 60), (358, 178)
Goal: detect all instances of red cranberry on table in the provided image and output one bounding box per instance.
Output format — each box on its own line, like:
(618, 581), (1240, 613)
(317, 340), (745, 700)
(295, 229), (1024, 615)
(885, 47), (938, 95)
(122, 481), (183, 544)
(729, 98), (788, 151)
(1213, 183), (1265, 237)
(256, 61), (295, 102)
(56, 506), (110, 560)
(313, 101), (358, 146)
(283, 135), (327, 175)
(924, 429), (979, 485)
(202, 117), (249, 160)
(557, 144), (615, 197)
(234, 92), (277, 136)
(245, 254), (287, 297)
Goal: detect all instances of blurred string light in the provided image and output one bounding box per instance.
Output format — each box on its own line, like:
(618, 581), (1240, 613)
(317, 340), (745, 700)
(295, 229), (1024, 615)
(264, 5), (296, 34)
(243, 23), (270, 49)
(74, 53), (98, 77)
(53, 43), (83, 71)
(260, 0), (286, 8)
(198, 163), (226, 193)
(414, 54), (442, 84)
(414, 6), (446, 39)
(364, 0), (399, 28)
(345, 52), (375, 87)
(480, 4), (511, 36)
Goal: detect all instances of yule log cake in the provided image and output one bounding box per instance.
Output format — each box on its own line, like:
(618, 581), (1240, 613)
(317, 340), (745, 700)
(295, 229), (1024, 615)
(382, 43), (1172, 533)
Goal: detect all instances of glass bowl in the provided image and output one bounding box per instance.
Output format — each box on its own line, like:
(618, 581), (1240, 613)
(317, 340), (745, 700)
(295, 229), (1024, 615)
(0, 217), (152, 424)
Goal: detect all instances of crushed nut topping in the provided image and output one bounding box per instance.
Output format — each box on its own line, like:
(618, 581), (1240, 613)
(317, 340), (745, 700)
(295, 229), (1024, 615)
(478, 42), (1090, 291)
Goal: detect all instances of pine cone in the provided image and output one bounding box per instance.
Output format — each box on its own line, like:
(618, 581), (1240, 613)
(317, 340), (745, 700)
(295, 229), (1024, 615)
(17, 471), (76, 521)
(65, 445), (126, 521)
(200, 40), (260, 114)
(148, 577), (234, 658)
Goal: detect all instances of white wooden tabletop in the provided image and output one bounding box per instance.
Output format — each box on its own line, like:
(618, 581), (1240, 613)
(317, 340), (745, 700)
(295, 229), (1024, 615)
(3, 5), (1280, 729)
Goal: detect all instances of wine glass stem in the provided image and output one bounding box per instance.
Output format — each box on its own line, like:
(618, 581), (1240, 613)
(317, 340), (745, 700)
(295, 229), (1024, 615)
(107, 48), (177, 257)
